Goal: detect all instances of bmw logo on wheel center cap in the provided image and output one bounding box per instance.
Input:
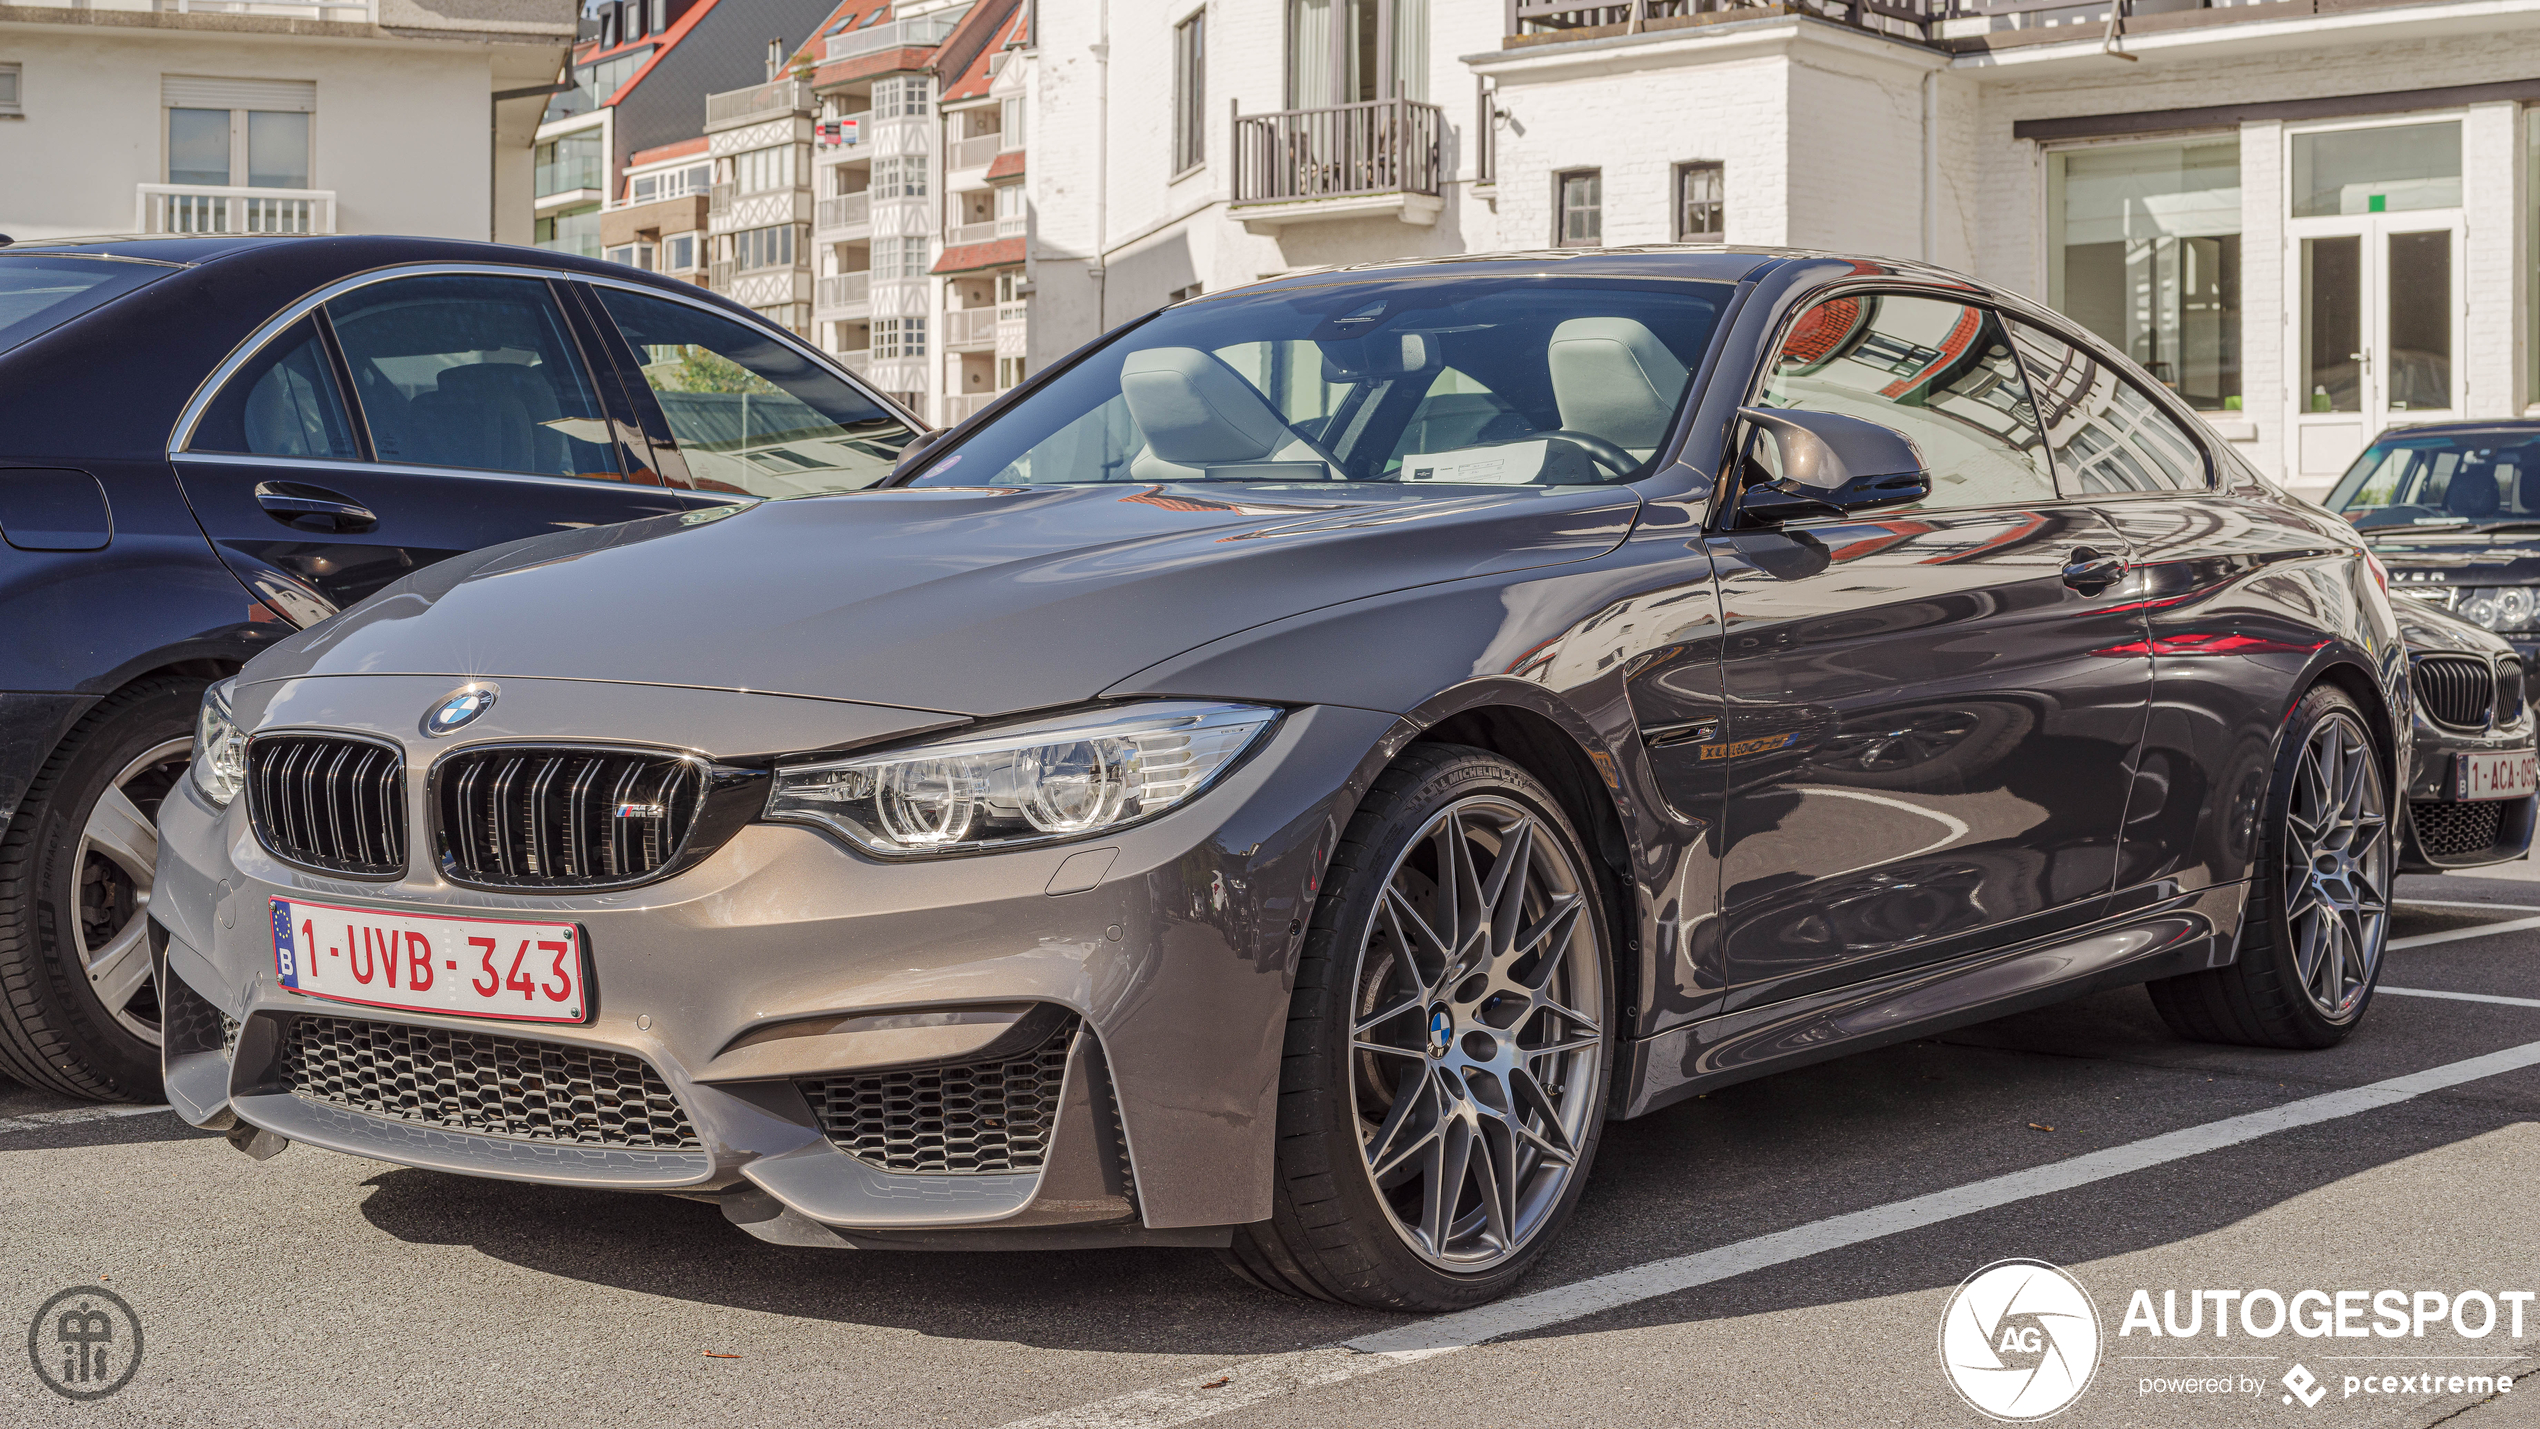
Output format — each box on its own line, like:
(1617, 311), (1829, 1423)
(1425, 1006), (1453, 1059)
(422, 685), (497, 737)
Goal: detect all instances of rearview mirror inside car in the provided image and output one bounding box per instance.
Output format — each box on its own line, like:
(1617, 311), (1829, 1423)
(1734, 405), (1931, 524)
(1319, 332), (1440, 383)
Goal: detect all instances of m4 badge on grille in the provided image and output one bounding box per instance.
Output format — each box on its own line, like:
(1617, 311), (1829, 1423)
(614, 803), (667, 819)
(422, 684), (498, 738)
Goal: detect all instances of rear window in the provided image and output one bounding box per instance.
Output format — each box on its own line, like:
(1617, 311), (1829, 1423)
(0, 255), (174, 356)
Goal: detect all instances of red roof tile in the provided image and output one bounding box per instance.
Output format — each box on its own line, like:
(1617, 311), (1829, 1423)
(627, 135), (710, 167)
(931, 237), (1024, 274)
(985, 149), (1025, 181)
(942, 4), (1029, 103)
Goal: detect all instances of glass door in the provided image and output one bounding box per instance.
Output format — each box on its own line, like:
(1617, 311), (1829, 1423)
(2285, 119), (2465, 485)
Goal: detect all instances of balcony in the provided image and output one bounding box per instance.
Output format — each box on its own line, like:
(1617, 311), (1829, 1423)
(1231, 98), (1444, 232)
(943, 392), (998, 422)
(92, 0), (376, 14)
(946, 216), (1026, 247)
(706, 79), (815, 132)
(945, 307), (1000, 350)
(1505, 0), (2360, 51)
(949, 133), (1005, 171)
(818, 272), (872, 309)
(824, 7), (971, 62)
(816, 191), (872, 232)
(838, 348), (872, 376)
(535, 154), (603, 203)
(136, 184), (334, 235)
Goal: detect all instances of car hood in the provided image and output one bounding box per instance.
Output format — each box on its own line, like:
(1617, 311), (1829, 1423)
(245, 481), (1642, 716)
(2360, 525), (2540, 579)
(2390, 595), (2518, 658)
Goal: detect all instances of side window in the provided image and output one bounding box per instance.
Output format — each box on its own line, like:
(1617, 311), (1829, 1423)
(594, 287), (915, 498)
(325, 275), (619, 480)
(189, 317), (361, 461)
(1757, 293), (2053, 512)
(2009, 320), (2212, 494)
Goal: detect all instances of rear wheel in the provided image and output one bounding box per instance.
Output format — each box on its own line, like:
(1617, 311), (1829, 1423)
(1224, 745), (1614, 1310)
(2147, 684), (2390, 1049)
(0, 678), (203, 1098)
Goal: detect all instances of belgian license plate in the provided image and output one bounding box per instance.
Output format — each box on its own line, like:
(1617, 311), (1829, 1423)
(2457, 750), (2540, 801)
(271, 897), (587, 1023)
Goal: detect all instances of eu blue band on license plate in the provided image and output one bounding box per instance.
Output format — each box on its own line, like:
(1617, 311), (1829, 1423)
(269, 896), (589, 1024)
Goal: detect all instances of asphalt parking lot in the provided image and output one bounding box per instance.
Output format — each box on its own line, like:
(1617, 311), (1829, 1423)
(10, 873), (2540, 1429)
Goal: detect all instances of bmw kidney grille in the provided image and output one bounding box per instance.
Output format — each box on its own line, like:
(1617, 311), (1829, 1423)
(246, 735), (409, 878)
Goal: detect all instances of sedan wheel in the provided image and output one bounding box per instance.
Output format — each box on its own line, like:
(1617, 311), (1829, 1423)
(75, 738), (190, 1045)
(1225, 745), (1614, 1310)
(2146, 684), (2390, 1049)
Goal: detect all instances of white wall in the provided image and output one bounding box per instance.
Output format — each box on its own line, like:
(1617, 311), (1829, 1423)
(0, 26), (522, 240)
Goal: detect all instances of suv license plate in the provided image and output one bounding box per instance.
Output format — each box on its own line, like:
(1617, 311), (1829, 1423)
(2457, 751), (2540, 802)
(271, 897), (587, 1023)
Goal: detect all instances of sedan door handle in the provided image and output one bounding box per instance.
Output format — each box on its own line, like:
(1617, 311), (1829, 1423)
(2061, 547), (2125, 592)
(254, 481), (377, 534)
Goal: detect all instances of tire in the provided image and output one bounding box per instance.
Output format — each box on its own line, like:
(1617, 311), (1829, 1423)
(1223, 743), (1616, 1311)
(0, 677), (205, 1099)
(2146, 683), (2391, 1050)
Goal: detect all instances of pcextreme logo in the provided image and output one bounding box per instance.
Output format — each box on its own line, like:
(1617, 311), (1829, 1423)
(1940, 1260), (2105, 1421)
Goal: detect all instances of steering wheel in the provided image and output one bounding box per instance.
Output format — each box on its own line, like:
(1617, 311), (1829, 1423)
(1543, 430), (1638, 476)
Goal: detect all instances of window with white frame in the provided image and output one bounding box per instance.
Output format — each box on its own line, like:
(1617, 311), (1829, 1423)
(0, 64), (21, 118)
(1675, 161), (1723, 241)
(997, 355), (1026, 388)
(164, 76), (314, 189)
(728, 144), (801, 195)
(605, 242), (656, 271)
(993, 183), (1024, 222)
(875, 75), (932, 118)
(873, 154), (929, 200)
(1000, 96), (1025, 148)
(873, 316), (928, 358)
(2046, 139), (2242, 412)
(663, 233), (697, 271)
(727, 223), (797, 271)
(1172, 12), (1205, 175)
(629, 163), (712, 204)
(1556, 168), (1601, 247)
(995, 270), (1025, 303)
(872, 234), (930, 279)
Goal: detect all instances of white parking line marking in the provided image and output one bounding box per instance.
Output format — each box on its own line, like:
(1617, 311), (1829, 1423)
(2390, 915), (2540, 950)
(999, 1036), (2540, 1429)
(2382, 986), (2540, 1009)
(2394, 901), (2540, 914)
(0, 1104), (170, 1136)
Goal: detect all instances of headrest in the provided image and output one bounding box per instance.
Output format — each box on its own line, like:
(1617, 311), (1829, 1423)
(1120, 346), (1297, 465)
(2447, 467), (2501, 518)
(1547, 317), (1688, 452)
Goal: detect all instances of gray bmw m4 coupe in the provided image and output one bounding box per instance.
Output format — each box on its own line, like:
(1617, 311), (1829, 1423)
(156, 248), (2409, 1310)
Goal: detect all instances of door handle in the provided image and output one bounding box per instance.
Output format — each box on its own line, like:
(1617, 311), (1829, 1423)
(254, 481), (377, 533)
(2062, 547), (2125, 592)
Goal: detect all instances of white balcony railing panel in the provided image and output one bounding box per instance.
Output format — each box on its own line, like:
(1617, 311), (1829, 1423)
(946, 215), (1025, 247)
(816, 192), (872, 232)
(945, 307), (1000, 347)
(136, 184), (336, 235)
(824, 6), (971, 62)
(818, 272), (872, 309)
(949, 133), (1003, 171)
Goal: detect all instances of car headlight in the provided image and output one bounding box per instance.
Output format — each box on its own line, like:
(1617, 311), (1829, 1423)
(2454, 586), (2540, 633)
(191, 678), (247, 809)
(765, 701), (1278, 856)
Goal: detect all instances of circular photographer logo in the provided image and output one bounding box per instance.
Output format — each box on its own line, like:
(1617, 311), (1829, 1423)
(1939, 1259), (2102, 1421)
(26, 1285), (142, 1401)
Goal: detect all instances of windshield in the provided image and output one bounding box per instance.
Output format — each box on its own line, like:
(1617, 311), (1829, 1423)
(904, 276), (1733, 489)
(2326, 431), (2540, 530)
(0, 255), (174, 357)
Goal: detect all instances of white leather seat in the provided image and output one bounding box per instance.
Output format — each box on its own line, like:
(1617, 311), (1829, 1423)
(1546, 317), (1689, 458)
(1119, 346), (1326, 480)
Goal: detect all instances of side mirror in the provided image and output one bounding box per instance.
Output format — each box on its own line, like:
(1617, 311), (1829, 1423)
(1733, 406), (1931, 524)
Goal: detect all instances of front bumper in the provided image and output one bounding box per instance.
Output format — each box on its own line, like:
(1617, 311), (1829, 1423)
(2401, 702), (2538, 872)
(153, 673), (1399, 1240)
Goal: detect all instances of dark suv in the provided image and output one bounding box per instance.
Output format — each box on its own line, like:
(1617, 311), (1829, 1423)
(0, 235), (915, 1098)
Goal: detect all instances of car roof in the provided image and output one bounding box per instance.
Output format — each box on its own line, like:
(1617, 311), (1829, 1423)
(2377, 419), (2540, 438)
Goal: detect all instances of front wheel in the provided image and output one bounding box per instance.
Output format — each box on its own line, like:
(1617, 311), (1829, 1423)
(2146, 683), (2391, 1049)
(1224, 745), (1615, 1310)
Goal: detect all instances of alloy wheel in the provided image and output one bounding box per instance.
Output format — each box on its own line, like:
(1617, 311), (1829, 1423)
(74, 738), (189, 1045)
(1349, 796), (1604, 1270)
(2282, 711), (2389, 1019)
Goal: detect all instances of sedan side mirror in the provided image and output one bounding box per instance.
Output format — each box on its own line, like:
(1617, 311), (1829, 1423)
(1733, 406), (1931, 524)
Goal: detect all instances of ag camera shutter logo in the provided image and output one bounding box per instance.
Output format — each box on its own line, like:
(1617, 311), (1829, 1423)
(1940, 1259), (2104, 1421)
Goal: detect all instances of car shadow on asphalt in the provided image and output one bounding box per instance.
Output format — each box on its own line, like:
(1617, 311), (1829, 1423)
(340, 971), (2540, 1357)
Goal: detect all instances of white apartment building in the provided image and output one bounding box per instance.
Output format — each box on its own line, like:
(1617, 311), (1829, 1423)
(1012, 0), (2540, 497)
(0, 0), (573, 242)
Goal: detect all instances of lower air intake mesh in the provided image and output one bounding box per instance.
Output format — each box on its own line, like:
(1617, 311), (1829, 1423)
(798, 1015), (1078, 1174)
(281, 1015), (700, 1150)
(2413, 799), (2509, 859)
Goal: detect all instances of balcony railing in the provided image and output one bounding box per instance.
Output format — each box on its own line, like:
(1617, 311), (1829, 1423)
(706, 79), (815, 130)
(943, 392), (998, 422)
(945, 307), (1001, 348)
(156, 0), (377, 15)
(136, 184), (335, 235)
(1233, 98), (1443, 205)
(816, 192), (872, 231)
(838, 348), (873, 375)
(824, 6), (971, 62)
(997, 301), (1027, 324)
(1507, 0), (2315, 45)
(949, 133), (1005, 170)
(818, 272), (872, 308)
(709, 182), (733, 216)
(947, 216), (1026, 247)
(536, 155), (603, 200)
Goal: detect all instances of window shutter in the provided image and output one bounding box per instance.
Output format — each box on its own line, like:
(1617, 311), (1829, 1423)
(162, 76), (316, 112)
